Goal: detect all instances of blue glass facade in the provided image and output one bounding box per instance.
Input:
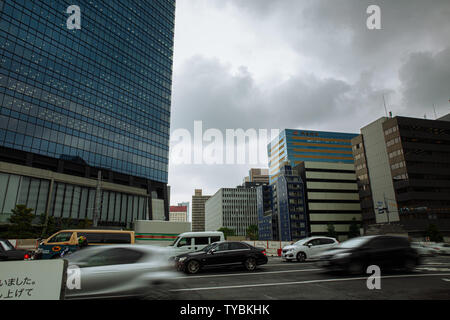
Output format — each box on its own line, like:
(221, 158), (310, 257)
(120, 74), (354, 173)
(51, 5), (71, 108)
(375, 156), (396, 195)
(257, 184), (274, 240)
(268, 129), (358, 184)
(274, 165), (308, 241)
(0, 0), (174, 183)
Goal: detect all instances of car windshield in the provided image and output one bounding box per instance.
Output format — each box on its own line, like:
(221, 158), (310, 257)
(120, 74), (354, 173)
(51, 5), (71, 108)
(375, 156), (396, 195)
(170, 236), (181, 246)
(201, 242), (219, 252)
(293, 239), (309, 246)
(338, 237), (371, 249)
(0, 240), (14, 251)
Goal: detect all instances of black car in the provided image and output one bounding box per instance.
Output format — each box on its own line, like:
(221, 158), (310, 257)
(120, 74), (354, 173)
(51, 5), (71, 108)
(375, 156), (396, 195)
(316, 235), (420, 274)
(175, 241), (268, 274)
(0, 239), (32, 261)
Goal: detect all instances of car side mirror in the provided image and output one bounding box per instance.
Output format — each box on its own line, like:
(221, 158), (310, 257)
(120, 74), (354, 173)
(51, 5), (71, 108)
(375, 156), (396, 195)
(208, 249), (216, 254)
(307, 243), (312, 247)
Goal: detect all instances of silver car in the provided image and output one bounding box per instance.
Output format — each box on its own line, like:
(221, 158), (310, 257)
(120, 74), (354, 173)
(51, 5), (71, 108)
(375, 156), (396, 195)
(64, 244), (184, 300)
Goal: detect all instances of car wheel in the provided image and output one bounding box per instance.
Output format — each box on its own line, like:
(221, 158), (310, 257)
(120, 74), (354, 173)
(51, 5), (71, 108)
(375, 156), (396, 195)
(347, 260), (364, 275)
(244, 257), (257, 271)
(296, 252), (306, 262)
(186, 260), (201, 274)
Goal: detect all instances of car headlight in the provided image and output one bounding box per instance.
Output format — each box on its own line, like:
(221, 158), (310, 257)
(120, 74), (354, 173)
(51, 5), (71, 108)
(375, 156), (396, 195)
(178, 257), (187, 262)
(333, 252), (351, 259)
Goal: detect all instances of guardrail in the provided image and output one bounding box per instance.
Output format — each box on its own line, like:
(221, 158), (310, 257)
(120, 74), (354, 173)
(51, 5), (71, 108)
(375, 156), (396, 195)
(8, 239), (39, 251)
(243, 240), (293, 256)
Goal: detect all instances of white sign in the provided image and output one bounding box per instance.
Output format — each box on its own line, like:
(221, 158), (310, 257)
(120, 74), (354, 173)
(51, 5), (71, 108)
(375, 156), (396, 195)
(0, 260), (67, 300)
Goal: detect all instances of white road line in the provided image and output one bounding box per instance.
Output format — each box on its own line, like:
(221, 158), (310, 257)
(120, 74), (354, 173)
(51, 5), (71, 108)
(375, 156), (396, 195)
(172, 273), (450, 292)
(175, 268), (321, 279)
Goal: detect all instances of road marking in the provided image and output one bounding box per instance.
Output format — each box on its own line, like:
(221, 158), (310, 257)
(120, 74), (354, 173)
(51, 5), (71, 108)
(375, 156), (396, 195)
(172, 273), (450, 292)
(175, 268), (321, 279)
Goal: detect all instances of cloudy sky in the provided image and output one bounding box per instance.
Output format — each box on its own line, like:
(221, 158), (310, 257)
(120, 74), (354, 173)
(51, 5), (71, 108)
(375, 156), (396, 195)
(167, 0), (450, 216)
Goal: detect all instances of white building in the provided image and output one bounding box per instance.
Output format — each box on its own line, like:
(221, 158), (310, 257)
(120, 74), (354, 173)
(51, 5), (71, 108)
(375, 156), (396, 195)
(205, 187), (258, 237)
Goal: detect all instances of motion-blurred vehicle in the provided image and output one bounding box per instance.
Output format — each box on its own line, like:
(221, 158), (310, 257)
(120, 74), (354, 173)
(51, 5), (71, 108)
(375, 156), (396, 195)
(281, 236), (339, 262)
(175, 241), (268, 274)
(0, 239), (32, 261)
(316, 235), (420, 274)
(64, 245), (183, 300)
(431, 243), (450, 255)
(35, 229), (135, 259)
(411, 242), (438, 256)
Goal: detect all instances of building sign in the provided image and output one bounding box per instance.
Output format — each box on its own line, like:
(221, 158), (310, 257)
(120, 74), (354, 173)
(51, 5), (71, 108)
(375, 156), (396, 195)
(293, 131), (319, 137)
(0, 260), (68, 300)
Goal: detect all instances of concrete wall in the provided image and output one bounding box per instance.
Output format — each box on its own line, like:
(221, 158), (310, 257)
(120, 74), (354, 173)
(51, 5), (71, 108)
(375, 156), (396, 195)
(361, 118), (399, 223)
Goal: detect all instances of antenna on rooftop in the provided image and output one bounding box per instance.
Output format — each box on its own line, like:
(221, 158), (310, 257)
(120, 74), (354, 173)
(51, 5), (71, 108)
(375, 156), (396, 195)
(382, 95), (388, 117)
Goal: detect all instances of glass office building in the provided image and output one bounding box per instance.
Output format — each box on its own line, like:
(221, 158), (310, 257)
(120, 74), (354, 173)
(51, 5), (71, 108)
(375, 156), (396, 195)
(0, 1), (175, 225)
(268, 129), (358, 184)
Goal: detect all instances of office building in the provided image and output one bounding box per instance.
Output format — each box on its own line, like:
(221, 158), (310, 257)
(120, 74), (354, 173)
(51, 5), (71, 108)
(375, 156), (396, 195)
(353, 115), (450, 238)
(169, 205), (188, 222)
(268, 129), (358, 183)
(295, 161), (362, 241)
(0, 1), (175, 227)
(257, 184), (275, 240)
(191, 189), (211, 232)
(205, 187), (258, 237)
(177, 201), (190, 221)
(261, 128), (359, 241)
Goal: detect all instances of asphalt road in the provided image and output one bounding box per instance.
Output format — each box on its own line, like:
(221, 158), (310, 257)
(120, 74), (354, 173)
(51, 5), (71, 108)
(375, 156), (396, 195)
(171, 255), (450, 300)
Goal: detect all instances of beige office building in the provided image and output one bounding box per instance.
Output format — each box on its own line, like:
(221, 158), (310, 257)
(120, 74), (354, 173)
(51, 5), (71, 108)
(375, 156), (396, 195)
(191, 189), (211, 232)
(295, 161), (362, 241)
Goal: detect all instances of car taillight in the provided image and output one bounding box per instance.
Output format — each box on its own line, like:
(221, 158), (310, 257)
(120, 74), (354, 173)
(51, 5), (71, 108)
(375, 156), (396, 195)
(24, 253), (30, 260)
(262, 250), (266, 256)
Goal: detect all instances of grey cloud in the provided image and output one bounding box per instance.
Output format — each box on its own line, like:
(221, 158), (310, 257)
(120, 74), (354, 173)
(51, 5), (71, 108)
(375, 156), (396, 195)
(220, 0), (450, 79)
(399, 47), (450, 116)
(171, 55), (392, 133)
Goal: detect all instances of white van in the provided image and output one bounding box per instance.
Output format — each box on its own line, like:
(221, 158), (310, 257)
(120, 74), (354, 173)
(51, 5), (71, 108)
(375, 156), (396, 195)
(168, 231), (225, 256)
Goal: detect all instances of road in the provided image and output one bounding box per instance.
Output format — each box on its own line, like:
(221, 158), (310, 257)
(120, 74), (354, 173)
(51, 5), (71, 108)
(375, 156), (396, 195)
(171, 255), (450, 300)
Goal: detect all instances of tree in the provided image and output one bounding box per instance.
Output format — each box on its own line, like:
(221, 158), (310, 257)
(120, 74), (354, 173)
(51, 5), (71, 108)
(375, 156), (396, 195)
(218, 227), (235, 240)
(326, 223), (338, 239)
(348, 218), (361, 239)
(39, 214), (58, 239)
(246, 224), (258, 240)
(7, 205), (37, 239)
(426, 224), (443, 242)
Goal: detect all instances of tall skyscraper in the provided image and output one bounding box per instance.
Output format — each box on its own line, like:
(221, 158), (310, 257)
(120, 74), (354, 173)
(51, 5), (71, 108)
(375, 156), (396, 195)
(0, 1), (175, 227)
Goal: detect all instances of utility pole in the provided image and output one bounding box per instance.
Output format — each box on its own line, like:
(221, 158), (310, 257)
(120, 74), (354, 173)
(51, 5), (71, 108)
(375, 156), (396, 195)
(383, 193), (390, 224)
(93, 170), (102, 227)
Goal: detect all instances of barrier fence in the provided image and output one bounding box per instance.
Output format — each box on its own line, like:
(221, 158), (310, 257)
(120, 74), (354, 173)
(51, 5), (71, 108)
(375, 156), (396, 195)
(243, 240), (293, 256)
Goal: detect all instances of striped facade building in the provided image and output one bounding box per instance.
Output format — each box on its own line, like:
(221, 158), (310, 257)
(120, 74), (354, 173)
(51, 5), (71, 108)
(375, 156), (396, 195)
(262, 129), (362, 241)
(268, 130), (357, 184)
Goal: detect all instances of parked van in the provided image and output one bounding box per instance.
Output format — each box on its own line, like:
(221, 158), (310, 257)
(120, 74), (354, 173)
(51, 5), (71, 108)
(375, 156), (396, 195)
(36, 229), (135, 259)
(168, 231), (225, 256)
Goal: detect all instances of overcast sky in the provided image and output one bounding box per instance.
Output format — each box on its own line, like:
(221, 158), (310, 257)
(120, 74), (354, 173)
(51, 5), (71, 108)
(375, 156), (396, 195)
(167, 0), (450, 216)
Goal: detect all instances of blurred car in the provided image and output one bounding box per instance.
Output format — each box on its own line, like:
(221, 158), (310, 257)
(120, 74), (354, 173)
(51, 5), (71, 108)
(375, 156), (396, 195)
(175, 241), (268, 274)
(281, 236), (339, 262)
(0, 239), (32, 261)
(316, 235), (420, 274)
(64, 245), (184, 300)
(411, 242), (438, 256)
(431, 243), (450, 255)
